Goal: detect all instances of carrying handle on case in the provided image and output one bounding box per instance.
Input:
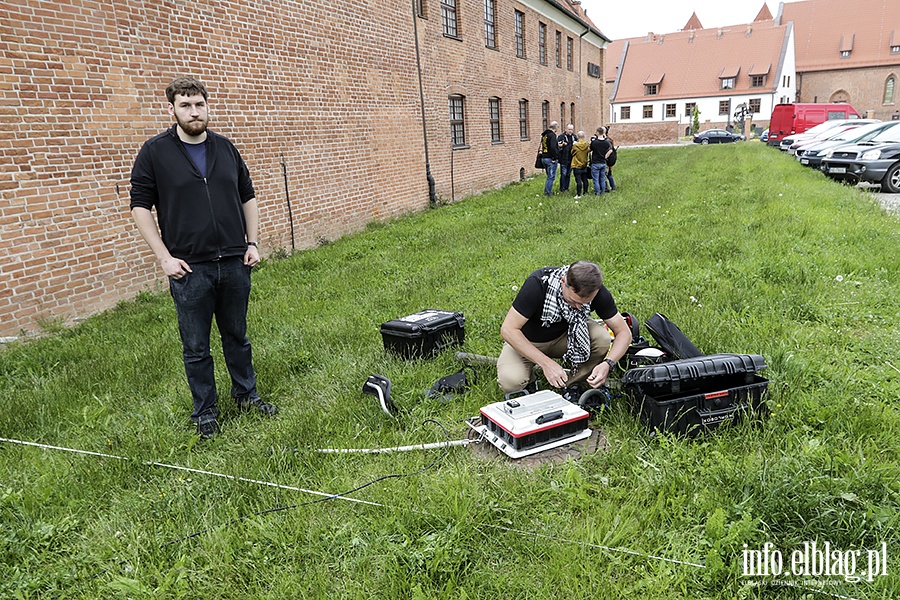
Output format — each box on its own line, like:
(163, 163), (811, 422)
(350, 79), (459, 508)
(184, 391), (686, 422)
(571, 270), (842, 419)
(535, 410), (564, 425)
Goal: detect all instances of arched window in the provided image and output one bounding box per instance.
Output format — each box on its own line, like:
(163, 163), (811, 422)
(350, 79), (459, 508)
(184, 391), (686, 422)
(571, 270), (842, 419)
(885, 76), (896, 104)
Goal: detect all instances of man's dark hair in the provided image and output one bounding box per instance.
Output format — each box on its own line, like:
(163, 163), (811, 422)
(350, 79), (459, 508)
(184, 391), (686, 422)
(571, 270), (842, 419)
(166, 76), (208, 104)
(567, 260), (603, 295)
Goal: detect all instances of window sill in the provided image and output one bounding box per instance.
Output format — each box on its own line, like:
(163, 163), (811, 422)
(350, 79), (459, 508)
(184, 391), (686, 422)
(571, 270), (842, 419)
(452, 144), (471, 150)
(491, 140), (504, 145)
(443, 34), (463, 42)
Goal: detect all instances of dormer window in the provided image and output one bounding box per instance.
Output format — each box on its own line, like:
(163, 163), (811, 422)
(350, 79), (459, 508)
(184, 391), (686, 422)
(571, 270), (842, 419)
(719, 66), (740, 90)
(643, 73), (664, 96)
(840, 34), (854, 58)
(892, 46), (900, 54)
(748, 64), (770, 88)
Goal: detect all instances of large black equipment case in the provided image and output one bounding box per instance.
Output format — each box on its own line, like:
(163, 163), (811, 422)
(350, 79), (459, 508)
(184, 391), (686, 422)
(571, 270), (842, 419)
(621, 353), (768, 435)
(380, 310), (465, 358)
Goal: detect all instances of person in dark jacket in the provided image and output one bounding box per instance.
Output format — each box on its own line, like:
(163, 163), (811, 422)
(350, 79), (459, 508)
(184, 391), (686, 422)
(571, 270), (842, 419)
(589, 126), (613, 195)
(557, 123), (576, 193)
(539, 121), (560, 196)
(130, 76), (277, 439)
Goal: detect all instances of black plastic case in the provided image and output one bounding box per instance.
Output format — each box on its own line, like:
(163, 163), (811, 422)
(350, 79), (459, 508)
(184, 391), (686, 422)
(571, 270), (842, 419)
(380, 310), (465, 358)
(621, 353), (769, 435)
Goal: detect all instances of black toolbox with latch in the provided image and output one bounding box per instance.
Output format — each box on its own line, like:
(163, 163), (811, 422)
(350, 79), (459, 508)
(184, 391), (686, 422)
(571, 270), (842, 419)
(380, 310), (465, 358)
(621, 353), (769, 435)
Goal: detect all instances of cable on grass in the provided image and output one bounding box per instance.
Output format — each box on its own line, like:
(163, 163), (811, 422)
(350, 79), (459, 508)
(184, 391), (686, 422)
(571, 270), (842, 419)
(159, 419), (452, 548)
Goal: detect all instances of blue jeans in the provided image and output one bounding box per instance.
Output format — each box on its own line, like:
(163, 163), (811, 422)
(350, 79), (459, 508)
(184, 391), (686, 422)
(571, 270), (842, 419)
(607, 167), (616, 191)
(591, 162), (608, 195)
(542, 158), (557, 195)
(169, 257), (258, 422)
(558, 163), (572, 192)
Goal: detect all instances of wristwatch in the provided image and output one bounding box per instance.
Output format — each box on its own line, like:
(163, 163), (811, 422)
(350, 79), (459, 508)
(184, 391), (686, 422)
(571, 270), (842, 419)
(603, 358), (616, 370)
(247, 242), (258, 247)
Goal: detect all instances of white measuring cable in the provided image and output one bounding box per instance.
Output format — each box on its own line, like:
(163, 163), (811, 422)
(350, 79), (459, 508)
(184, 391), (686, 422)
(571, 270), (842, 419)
(3, 433), (869, 598)
(0, 437), (379, 506)
(317, 439), (472, 454)
(0, 435), (703, 569)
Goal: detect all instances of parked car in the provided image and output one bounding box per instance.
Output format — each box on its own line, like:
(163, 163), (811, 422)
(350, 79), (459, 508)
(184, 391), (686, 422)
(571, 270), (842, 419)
(693, 129), (744, 144)
(760, 129), (769, 142)
(796, 121), (900, 170)
(778, 119), (878, 151)
(787, 122), (876, 155)
(821, 127), (900, 192)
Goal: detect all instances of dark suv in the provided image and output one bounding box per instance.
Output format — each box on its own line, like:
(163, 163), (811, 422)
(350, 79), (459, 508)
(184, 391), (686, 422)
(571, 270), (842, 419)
(821, 127), (900, 192)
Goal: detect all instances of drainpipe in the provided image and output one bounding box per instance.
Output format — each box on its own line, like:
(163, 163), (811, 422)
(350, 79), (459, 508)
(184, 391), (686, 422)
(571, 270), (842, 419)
(411, 0), (437, 206)
(579, 27), (588, 132)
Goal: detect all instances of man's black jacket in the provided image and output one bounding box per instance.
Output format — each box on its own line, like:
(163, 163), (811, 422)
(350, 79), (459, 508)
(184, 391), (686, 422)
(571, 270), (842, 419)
(130, 125), (255, 263)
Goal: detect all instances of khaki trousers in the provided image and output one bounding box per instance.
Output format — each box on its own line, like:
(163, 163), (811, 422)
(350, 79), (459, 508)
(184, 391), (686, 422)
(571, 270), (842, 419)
(496, 319), (611, 393)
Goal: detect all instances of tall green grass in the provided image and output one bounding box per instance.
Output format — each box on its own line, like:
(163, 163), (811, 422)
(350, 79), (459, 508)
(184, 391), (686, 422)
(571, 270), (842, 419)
(1, 143), (898, 599)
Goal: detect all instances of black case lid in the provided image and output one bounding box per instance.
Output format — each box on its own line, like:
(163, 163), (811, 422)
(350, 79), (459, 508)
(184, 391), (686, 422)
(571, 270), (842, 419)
(380, 310), (464, 334)
(621, 353), (767, 386)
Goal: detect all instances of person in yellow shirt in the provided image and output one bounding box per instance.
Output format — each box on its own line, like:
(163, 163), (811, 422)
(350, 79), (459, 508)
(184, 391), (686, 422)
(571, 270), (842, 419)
(570, 131), (591, 198)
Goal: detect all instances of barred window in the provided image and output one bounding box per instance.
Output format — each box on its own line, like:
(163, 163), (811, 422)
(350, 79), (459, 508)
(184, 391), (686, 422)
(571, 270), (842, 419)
(541, 100), (549, 131)
(441, 0), (458, 38)
(567, 37), (573, 70)
(555, 31), (561, 68)
(570, 102), (575, 125)
(539, 23), (547, 65)
(489, 97), (501, 142)
(415, 0), (425, 18)
(515, 11), (525, 58)
(885, 76), (895, 104)
(559, 102), (565, 126)
(519, 99), (529, 140)
(449, 95), (466, 147)
(483, 0), (496, 48)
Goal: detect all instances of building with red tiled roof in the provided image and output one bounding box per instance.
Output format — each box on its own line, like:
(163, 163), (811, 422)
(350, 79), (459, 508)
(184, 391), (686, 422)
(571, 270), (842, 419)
(776, 0), (900, 118)
(605, 6), (793, 143)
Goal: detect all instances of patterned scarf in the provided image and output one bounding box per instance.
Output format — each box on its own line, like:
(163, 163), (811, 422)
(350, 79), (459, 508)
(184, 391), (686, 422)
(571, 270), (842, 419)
(540, 266), (592, 367)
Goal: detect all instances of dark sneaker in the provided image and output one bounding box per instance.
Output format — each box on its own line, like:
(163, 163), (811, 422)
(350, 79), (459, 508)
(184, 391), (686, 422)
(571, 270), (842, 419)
(197, 417), (220, 439)
(236, 395), (278, 416)
(523, 380), (538, 395)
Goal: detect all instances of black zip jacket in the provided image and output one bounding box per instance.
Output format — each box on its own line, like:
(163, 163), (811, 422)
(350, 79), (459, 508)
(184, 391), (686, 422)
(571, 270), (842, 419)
(130, 125), (255, 263)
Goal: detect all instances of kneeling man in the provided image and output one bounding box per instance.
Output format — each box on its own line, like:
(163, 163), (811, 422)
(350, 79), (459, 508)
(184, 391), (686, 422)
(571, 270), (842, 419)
(498, 260), (632, 394)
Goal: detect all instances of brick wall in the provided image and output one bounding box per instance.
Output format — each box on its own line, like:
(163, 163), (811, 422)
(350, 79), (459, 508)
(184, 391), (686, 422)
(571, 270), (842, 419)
(798, 67), (899, 119)
(603, 121), (681, 146)
(0, 0), (605, 338)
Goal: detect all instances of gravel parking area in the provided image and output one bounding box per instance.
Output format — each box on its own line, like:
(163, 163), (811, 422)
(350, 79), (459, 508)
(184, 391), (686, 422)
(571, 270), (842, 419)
(859, 184), (900, 214)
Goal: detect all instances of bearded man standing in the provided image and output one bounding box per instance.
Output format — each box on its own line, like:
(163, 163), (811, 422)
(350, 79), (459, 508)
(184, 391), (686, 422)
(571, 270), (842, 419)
(129, 76), (277, 439)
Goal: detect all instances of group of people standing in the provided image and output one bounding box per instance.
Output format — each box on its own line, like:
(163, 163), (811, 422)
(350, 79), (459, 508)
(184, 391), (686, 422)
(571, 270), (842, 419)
(538, 121), (616, 197)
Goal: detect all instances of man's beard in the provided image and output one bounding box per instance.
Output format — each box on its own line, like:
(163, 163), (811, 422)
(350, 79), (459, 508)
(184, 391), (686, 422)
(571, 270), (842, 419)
(177, 115), (208, 137)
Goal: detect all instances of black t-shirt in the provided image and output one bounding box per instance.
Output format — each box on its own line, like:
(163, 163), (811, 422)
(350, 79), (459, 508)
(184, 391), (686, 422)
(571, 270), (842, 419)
(511, 267), (619, 343)
(590, 137), (611, 164)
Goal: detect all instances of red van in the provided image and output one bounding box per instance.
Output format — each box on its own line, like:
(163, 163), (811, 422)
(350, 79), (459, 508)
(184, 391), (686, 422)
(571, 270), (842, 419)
(767, 103), (861, 146)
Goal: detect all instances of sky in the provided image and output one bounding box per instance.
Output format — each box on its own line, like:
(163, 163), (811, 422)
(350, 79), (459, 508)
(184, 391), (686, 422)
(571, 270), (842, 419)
(578, 0), (803, 41)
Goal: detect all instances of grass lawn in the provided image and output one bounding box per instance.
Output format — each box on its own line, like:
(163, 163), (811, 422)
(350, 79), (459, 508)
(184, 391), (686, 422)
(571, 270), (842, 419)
(1, 143), (898, 599)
